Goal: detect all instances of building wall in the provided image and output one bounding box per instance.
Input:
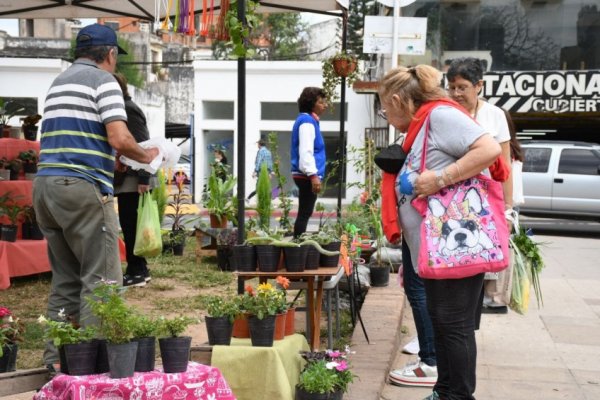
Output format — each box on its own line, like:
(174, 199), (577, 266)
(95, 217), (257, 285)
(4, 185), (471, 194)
(193, 60), (374, 205)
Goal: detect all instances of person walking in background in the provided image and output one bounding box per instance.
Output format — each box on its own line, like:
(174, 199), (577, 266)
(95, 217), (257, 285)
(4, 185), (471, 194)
(33, 23), (158, 373)
(213, 148), (228, 181)
(379, 65), (501, 400)
(447, 57), (513, 315)
(247, 138), (273, 200)
(291, 87), (327, 238)
(113, 73), (155, 288)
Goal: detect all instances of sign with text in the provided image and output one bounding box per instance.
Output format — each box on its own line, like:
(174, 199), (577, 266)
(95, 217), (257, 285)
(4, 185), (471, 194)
(479, 70), (600, 114)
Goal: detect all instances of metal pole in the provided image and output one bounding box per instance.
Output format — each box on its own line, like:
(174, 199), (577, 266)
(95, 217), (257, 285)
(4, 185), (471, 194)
(237, 0), (246, 244)
(336, 9), (348, 220)
(388, 0), (400, 143)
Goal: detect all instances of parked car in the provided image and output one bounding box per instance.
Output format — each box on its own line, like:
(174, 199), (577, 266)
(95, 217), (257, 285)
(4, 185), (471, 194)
(173, 154), (191, 184)
(520, 140), (600, 220)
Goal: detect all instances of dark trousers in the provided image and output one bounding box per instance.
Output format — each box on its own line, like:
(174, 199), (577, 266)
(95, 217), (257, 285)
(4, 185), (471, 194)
(424, 273), (485, 400)
(117, 192), (148, 276)
(293, 177), (317, 238)
(403, 240), (436, 366)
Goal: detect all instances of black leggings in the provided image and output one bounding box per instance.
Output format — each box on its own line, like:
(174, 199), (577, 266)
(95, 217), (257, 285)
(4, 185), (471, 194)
(293, 177), (317, 238)
(117, 192), (148, 276)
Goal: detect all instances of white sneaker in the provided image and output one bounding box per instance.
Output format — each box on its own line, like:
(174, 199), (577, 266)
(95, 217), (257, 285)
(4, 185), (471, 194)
(402, 336), (420, 355)
(389, 360), (437, 387)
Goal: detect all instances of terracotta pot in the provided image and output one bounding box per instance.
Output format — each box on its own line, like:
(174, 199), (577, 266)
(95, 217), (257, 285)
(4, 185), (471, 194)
(332, 58), (357, 78)
(209, 214), (227, 228)
(274, 312), (286, 340)
(285, 307), (296, 336)
(232, 313), (250, 338)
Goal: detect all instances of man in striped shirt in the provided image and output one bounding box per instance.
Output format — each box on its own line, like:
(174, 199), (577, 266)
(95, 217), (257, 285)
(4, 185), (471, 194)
(32, 23), (158, 372)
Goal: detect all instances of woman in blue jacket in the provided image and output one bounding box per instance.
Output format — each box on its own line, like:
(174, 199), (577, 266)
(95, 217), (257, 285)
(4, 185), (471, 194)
(291, 87), (328, 237)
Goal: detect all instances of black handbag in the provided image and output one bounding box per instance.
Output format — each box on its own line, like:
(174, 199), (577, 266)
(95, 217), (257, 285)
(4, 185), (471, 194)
(374, 143), (407, 174)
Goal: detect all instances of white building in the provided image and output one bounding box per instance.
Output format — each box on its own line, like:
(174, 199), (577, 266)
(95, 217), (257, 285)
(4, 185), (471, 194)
(193, 60), (376, 206)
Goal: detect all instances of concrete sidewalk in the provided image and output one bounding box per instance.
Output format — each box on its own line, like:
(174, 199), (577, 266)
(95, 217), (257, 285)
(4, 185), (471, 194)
(345, 234), (600, 400)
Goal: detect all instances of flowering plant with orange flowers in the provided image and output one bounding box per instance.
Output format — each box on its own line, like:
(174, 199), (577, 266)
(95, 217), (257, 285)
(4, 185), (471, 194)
(242, 279), (287, 320)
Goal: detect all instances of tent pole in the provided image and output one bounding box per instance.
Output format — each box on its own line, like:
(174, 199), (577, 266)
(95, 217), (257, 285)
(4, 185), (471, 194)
(237, 0), (247, 244)
(337, 9), (348, 220)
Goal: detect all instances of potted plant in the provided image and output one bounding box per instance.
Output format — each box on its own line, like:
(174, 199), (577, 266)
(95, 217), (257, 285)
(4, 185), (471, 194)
(0, 306), (25, 372)
(0, 99), (25, 138)
(205, 295), (239, 346)
(157, 315), (197, 373)
(21, 205), (43, 240)
(216, 228), (237, 271)
(37, 310), (97, 376)
(243, 281), (283, 347)
(322, 51), (360, 105)
(203, 169), (237, 228)
(297, 347), (355, 400)
(21, 114), (42, 141)
(274, 276), (297, 336)
(18, 150), (38, 177)
(0, 201), (23, 242)
(87, 280), (138, 378)
(7, 158), (22, 181)
(166, 174), (195, 255)
(131, 313), (159, 372)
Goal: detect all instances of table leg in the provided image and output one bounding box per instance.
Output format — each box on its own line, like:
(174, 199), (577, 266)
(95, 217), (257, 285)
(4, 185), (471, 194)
(312, 280), (324, 351)
(306, 278), (315, 350)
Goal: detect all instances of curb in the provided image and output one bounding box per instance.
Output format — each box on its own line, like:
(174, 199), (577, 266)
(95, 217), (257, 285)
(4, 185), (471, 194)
(346, 275), (406, 400)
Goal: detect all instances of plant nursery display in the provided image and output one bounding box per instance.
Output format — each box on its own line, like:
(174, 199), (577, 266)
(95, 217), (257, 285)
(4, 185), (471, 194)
(297, 347), (355, 399)
(0, 306), (25, 372)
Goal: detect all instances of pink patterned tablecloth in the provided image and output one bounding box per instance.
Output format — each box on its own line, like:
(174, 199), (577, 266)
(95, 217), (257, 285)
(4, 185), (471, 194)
(33, 362), (236, 400)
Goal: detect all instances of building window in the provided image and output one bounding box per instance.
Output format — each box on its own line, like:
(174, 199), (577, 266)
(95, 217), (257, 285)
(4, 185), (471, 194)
(260, 102), (347, 121)
(203, 101), (234, 120)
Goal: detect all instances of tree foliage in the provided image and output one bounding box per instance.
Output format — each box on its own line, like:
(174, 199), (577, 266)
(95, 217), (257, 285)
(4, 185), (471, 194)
(347, 0), (376, 60)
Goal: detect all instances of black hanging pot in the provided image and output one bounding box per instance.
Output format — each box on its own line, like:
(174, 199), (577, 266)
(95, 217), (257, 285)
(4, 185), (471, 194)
(133, 336), (156, 372)
(62, 341), (98, 376)
(255, 245), (281, 272)
(107, 341), (138, 379)
(283, 246), (308, 272)
(205, 316), (233, 346)
(320, 241), (341, 267)
(248, 315), (276, 347)
(159, 336), (191, 373)
(230, 244), (256, 271)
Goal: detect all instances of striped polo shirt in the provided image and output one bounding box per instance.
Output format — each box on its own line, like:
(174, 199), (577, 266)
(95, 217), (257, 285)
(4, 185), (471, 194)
(37, 58), (127, 194)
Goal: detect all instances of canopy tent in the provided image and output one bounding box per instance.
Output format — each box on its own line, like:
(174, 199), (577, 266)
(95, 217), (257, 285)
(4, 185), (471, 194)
(0, 0), (351, 242)
(0, 1), (347, 19)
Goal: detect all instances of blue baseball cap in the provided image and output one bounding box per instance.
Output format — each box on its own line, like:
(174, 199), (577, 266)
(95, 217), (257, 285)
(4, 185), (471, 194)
(76, 23), (127, 55)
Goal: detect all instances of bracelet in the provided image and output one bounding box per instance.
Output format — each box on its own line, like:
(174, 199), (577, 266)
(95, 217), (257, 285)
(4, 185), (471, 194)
(454, 162), (463, 180)
(435, 170), (446, 189)
(442, 167), (454, 185)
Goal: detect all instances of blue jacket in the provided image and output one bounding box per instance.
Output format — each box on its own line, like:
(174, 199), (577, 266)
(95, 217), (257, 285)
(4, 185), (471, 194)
(291, 113), (326, 179)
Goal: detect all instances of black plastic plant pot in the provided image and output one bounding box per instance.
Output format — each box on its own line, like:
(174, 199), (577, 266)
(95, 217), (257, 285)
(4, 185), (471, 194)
(133, 336), (156, 372)
(95, 339), (110, 373)
(0, 225), (17, 242)
(159, 336), (191, 373)
(63, 341), (98, 376)
(256, 245), (280, 272)
(305, 246), (320, 270)
(295, 385), (343, 400)
(172, 243), (185, 256)
(216, 246), (231, 271)
(320, 241), (341, 268)
(107, 341), (138, 379)
(231, 245), (256, 272)
(205, 316), (233, 346)
(0, 344), (18, 373)
(248, 315), (275, 347)
(283, 246), (308, 272)
(369, 264), (390, 287)
(29, 222), (44, 240)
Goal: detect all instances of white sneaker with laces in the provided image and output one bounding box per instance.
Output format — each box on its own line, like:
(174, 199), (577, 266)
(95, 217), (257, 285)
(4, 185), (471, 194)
(402, 336), (420, 355)
(389, 360), (437, 387)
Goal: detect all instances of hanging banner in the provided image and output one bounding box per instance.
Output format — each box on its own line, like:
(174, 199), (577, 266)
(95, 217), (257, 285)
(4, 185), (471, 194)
(479, 70), (600, 114)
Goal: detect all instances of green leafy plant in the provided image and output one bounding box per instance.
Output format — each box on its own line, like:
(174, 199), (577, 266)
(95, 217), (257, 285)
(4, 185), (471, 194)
(204, 170), (237, 225)
(131, 313), (159, 338)
(152, 169), (169, 224)
(206, 295), (240, 323)
(37, 310), (95, 349)
(298, 347), (355, 394)
(21, 114), (42, 127)
(268, 132), (293, 233)
(322, 51), (361, 105)
(0, 99), (25, 126)
(18, 150), (38, 166)
(225, 0), (260, 58)
(87, 280), (135, 344)
(1, 306), (25, 357)
(256, 162), (272, 230)
(510, 227), (545, 314)
(158, 315), (197, 338)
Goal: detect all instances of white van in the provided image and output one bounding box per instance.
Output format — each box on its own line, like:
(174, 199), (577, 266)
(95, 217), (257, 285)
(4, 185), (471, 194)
(520, 141), (600, 221)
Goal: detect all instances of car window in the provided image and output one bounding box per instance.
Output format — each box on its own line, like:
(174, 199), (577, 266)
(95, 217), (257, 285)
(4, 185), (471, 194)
(557, 149), (600, 175)
(522, 147), (552, 173)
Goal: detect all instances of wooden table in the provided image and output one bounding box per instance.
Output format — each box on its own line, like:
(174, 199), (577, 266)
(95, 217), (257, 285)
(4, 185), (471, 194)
(235, 266), (342, 351)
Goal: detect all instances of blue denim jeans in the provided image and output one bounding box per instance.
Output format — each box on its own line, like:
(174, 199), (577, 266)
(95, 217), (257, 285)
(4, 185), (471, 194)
(424, 273), (485, 400)
(402, 239), (436, 366)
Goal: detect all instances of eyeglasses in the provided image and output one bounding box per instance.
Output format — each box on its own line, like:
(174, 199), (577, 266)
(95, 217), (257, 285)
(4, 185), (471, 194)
(377, 109), (387, 120)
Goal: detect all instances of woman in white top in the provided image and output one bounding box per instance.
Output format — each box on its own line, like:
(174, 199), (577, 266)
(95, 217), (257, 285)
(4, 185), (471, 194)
(447, 57), (513, 314)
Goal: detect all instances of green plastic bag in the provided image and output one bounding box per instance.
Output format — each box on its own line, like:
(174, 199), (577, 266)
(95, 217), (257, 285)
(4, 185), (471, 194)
(133, 193), (163, 257)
